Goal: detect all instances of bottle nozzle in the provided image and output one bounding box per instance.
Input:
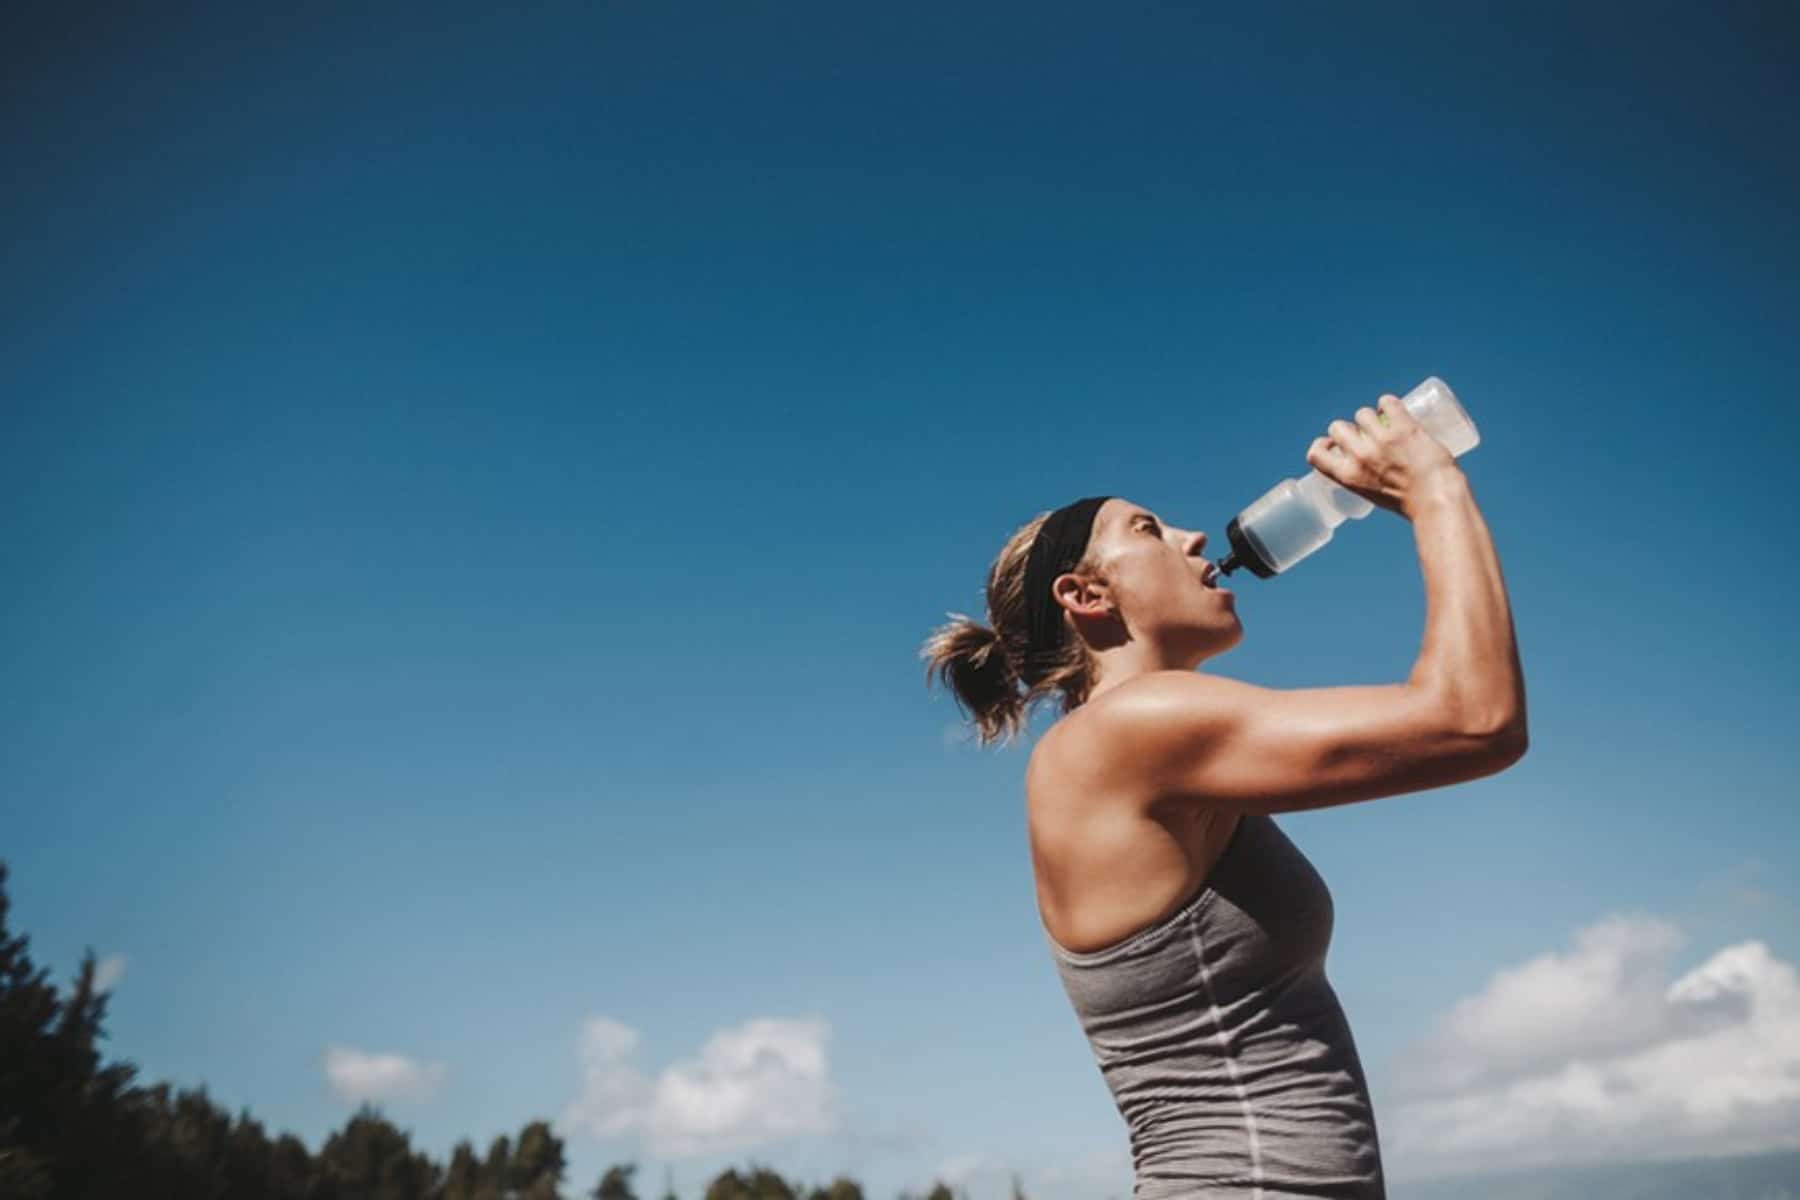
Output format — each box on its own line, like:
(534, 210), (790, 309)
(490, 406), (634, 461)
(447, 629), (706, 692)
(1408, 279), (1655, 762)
(1221, 514), (1279, 579)
(1216, 549), (1241, 576)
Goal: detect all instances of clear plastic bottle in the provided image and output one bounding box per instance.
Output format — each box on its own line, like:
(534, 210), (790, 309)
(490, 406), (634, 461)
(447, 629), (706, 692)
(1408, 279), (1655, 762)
(1216, 377), (1479, 579)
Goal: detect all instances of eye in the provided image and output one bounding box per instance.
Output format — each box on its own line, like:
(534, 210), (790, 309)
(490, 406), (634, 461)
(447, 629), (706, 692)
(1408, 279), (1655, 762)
(1137, 518), (1161, 535)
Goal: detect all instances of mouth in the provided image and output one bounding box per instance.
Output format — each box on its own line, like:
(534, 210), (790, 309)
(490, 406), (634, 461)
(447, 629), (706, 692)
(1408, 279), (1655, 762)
(1196, 561), (1235, 598)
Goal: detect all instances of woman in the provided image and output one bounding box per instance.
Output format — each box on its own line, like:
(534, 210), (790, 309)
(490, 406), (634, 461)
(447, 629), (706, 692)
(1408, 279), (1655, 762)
(920, 392), (1528, 1198)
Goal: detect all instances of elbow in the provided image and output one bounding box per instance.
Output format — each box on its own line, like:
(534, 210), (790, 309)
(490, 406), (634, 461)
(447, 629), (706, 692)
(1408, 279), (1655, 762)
(1415, 677), (1529, 768)
(1453, 694), (1527, 745)
(1487, 715), (1529, 766)
(1419, 675), (1527, 749)
(1448, 698), (1528, 766)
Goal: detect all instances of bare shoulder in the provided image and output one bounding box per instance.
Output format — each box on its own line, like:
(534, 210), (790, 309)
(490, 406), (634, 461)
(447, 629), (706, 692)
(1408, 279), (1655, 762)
(1048, 671), (1240, 773)
(1087, 669), (1244, 725)
(1025, 675), (1198, 812)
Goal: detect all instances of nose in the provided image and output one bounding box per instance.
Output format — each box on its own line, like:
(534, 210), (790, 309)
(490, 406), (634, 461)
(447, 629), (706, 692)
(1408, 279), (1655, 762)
(1184, 530), (1208, 556)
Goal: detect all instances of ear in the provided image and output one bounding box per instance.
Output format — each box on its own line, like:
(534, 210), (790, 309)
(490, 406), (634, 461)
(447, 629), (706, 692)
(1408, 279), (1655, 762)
(1051, 570), (1111, 619)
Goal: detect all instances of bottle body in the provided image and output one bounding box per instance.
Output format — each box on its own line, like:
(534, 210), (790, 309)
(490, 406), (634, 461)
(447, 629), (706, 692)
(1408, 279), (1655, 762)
(1220, 377), (1478, 578)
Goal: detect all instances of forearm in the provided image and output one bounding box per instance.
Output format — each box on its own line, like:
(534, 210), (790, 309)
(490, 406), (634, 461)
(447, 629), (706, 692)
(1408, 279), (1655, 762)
(1405, 469), (1527, 739)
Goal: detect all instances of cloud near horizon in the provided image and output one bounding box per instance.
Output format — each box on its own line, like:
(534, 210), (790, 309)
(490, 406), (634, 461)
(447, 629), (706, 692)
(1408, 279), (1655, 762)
(559, 1014), (840, 1160)
(323, 1045), (449, 1106)
(1382, 913), (1800, 1179)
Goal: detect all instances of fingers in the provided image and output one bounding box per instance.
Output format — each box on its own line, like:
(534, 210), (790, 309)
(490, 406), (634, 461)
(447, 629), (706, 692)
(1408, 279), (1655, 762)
(1309, 391), (1417, 476)
(1305, 436), (1341, 474)
(1306, 435), (1356, 484)
(1377, 392), (1419, 430)
(1328, 417), (1374, 459)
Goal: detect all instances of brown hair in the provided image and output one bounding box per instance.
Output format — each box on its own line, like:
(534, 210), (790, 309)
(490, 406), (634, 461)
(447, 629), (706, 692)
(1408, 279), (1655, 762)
(919, 509), (1103, 748)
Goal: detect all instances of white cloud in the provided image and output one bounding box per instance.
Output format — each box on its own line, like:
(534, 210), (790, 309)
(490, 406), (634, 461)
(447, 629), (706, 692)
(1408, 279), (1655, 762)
(935, 1151), (1002, 1186)
(92, 954), (127, 993)
(1382, 913), (1800, 1180)
(1388, 914), (1688, 1098)
(323, 1045), (449, 1106)
(560, 1014), (840, 1159)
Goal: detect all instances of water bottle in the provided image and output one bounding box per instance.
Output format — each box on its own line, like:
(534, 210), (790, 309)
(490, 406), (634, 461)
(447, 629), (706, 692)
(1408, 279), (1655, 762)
(1216, 377), (1479, 579)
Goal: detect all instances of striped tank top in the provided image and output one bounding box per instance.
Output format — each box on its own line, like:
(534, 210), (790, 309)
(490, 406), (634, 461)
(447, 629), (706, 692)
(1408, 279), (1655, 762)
(1044, 812), (1386, 1198)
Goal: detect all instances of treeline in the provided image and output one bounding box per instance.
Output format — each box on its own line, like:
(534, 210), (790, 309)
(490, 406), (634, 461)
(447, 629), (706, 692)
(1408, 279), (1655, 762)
(0, 863), (1005, 1200)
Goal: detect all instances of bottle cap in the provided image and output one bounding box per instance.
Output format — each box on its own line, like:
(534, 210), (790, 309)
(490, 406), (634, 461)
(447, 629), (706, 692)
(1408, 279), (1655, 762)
(1220, 515), (1278, 578)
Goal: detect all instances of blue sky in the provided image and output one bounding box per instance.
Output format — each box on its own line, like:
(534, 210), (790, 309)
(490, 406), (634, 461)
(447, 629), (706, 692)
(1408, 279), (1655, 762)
(3, 3), (1797, 1197)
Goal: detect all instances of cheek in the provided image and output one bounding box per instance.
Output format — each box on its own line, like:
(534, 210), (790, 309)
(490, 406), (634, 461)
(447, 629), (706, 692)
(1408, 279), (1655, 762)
(1133, 564), (1192, 609)
(1113, 556), (1189, 613)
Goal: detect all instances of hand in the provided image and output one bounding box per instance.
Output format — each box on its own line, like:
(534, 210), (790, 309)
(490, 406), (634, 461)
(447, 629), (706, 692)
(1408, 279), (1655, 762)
(1305, 393), (1460, 519)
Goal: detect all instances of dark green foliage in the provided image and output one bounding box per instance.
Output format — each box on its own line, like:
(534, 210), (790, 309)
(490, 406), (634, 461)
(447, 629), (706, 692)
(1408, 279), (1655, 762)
(594, 1162), (641, 1200)
(702, 1164), (801, 1200)
(315, 1105), (442, 1199)
(893, 1185), (959, 1200)
(512, 1119), (569, 1199)
(803, 1176), (866, 1200)
(444, 1140), (482, 1200)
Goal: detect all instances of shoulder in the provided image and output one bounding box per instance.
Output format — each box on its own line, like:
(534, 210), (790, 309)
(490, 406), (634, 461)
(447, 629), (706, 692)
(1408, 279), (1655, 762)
(1069, 670), (1243, 750)
(1027, 673), (1199, 806)
(1030, 671), (1253, 809)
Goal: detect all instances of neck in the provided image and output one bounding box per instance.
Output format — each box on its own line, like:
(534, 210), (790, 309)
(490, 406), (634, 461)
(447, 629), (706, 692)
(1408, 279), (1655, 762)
(1085, 638), (1208, 701)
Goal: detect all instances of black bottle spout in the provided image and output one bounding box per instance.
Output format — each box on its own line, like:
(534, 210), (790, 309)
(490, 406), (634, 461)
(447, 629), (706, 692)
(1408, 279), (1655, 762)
(1219, 515), (1278, 579)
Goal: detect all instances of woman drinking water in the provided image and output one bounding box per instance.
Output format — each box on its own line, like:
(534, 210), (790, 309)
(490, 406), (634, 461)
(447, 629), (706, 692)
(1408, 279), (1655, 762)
(920, 391), (1528, 1198)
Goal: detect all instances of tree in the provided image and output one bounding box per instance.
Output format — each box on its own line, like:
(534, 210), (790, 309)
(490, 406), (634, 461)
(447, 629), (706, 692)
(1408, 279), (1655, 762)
(593, 1161), (641, 1200)
(896, 1184), (957, 1200)
(445, 1139), (483, 1200)
(0, 1127), (51, 1200)
(268, 1132), (315, 1200)
(315, 1104), (440, 1200)
(0, 863), (148, 1196)
(803, 1175), (864, 1200)
(477, 1133), (512, 1200)
(702, 1164), (801, 1200)
(511, 1118), (568, 1199)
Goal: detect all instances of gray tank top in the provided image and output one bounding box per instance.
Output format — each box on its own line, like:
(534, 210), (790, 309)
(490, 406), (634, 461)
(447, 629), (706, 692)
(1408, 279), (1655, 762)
(1044, 812), (1386, 1199)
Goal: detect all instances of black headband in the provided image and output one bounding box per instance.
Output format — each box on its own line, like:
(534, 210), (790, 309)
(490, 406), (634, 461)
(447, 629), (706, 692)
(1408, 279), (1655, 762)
(1023, 495), (1114, 670)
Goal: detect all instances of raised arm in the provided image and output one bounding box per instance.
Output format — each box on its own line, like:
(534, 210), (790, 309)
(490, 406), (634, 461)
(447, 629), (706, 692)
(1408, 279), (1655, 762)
(1095, 395), (1527, 815)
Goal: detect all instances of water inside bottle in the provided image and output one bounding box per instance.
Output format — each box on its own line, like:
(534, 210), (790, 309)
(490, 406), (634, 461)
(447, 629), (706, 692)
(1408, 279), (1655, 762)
(1251, 481), (1333, 573)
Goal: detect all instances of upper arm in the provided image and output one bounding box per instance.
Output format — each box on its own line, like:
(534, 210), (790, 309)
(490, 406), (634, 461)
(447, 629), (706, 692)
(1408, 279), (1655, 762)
(1096, 671), (1528, 815)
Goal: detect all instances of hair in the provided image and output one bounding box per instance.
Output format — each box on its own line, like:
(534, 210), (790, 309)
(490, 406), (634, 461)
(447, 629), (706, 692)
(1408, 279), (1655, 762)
(919, 509), (1104, 749)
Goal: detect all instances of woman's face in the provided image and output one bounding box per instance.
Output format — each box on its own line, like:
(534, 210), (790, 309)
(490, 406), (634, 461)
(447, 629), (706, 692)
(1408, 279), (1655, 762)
(1068, 497), (1243, 659)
